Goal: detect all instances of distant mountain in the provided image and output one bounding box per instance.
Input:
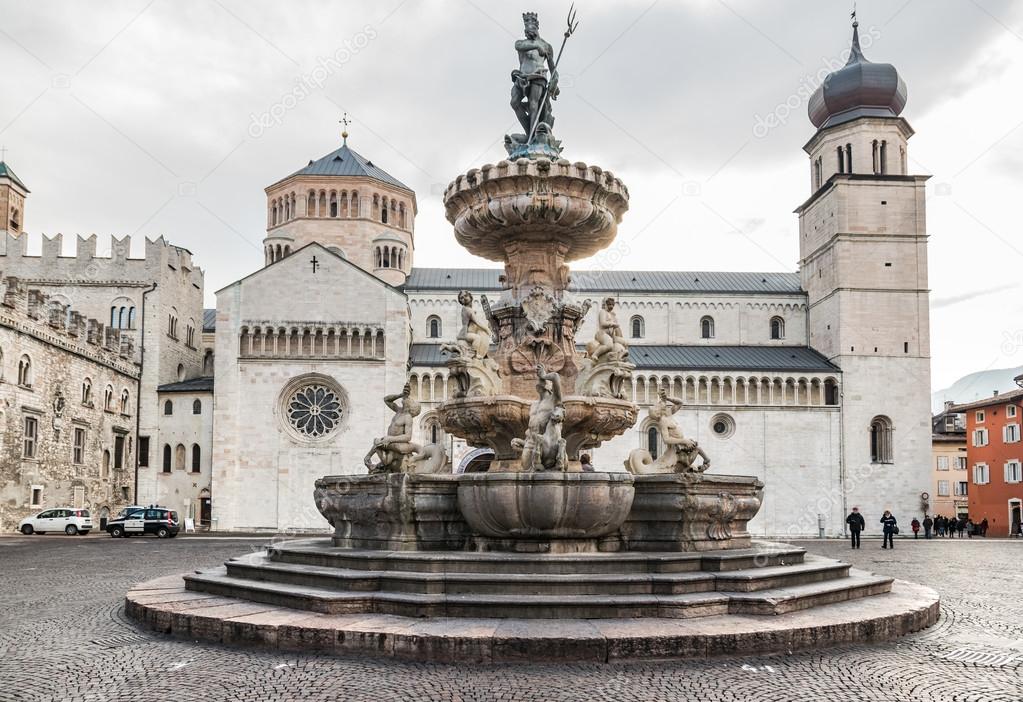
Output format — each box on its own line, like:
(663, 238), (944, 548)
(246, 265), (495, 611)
(932, 366), (1023, 413)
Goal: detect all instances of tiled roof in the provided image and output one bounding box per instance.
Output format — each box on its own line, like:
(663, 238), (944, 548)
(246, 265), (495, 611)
(202, 308), (216, 332)
(410, 343), (838, 373)
(949, 388), (1023, 413)
(281, 144), (411, 192)
(0, 161), (28, 192)
(158, 377), (214, 393)
(403, 268), (803, 294)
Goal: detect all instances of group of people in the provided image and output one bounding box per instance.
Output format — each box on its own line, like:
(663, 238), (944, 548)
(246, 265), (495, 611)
(914, 514), (987, 539)
(845, 507), (990, 548)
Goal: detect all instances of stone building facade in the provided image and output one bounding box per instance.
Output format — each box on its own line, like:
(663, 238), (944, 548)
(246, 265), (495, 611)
(931, 403), (968, 519)
(0, 162), (207, 522)
(0, 276), (140, 530)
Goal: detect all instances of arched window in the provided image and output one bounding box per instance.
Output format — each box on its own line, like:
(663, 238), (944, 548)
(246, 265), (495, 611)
(17, 355), (31, 387)
(427, 316), (442, 339)
(177, 364), (185, 382)
(193, 399), (202, 415)
(82, 378), (93, 405)
(647, 426), (660, 460)
(869, 416), (894, 464)
(770, 316), (784, 340)
(836, 146), (844, 174)
(700, 316), (715, 339)
(102, 450), (110, 479)
(845, 143), (852, 173)
(104, 385), (114, 411)
(630, 315), (644, 339)
(191, 444), (201, 472)
(162, 444), (172, 473)
(175, 444), (186, 470)
(120, 389), (130, 414)
(164, 400), (173, 416)
(128, 307), (136, 329)
(381, 203), (388, 224)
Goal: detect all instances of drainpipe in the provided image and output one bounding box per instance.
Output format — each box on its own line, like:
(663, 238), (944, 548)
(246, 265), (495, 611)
(133, 283), (158, 503)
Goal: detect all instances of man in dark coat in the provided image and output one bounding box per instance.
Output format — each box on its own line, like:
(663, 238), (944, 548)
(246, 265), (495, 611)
(880, 510), (898, 549)
(923, 514), (933, 539)
(846, 507), (865, 549)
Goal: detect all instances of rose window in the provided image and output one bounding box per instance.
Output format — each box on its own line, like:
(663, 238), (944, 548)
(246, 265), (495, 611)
(286, 384), (344, 438)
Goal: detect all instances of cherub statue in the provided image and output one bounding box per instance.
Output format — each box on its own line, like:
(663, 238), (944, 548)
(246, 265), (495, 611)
(512, 363), (568, 471)
(442, 290), (502, 398)
(626, 389), (710, 474)
(364, 383), (422, 474)
(586, 297), (628, 362)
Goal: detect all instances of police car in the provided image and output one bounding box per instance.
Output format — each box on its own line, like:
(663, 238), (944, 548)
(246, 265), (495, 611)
(105, 506), (180, 538)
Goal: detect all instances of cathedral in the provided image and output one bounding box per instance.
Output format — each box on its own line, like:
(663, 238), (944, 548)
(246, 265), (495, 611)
(0, 22), (930, 537)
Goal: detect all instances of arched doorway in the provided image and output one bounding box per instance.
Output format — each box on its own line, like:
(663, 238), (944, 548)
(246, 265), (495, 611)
(98, 506), (110, 530)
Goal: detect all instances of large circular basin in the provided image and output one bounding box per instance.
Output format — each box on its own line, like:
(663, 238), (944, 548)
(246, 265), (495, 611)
(457, 472), (635, 539)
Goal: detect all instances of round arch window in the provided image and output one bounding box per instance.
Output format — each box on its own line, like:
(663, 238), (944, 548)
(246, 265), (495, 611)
(710, 413), (735, 439)
(278, 375), (349, 441)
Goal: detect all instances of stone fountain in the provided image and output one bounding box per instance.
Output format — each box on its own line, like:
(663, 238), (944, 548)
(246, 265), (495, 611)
(126, 9), (938, 662)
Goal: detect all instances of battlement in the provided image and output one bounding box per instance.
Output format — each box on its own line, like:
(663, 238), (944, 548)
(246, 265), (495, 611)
(0, 233), (203, 287)
(0, 275), (140, 377)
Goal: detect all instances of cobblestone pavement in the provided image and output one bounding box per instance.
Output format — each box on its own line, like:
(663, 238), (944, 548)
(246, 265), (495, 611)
(0, 534), (1020, 702)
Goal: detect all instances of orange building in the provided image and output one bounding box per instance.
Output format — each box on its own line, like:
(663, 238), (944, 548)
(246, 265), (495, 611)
(952, 385), (1023, 537)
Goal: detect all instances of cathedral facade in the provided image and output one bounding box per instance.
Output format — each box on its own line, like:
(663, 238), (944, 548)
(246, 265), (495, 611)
(0, 23), (931, 538)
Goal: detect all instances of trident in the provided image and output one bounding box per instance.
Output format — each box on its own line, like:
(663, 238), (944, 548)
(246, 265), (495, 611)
(526, 4), (579, 145)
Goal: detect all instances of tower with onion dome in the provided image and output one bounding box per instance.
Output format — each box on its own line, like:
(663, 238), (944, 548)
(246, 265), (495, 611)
(796, 16), (932, 523)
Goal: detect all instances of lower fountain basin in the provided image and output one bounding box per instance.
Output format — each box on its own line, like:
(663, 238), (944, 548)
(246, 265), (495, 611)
(622, 473), (765, 552)
(457, 472), (635, 549)
(314, 473), (468, 551)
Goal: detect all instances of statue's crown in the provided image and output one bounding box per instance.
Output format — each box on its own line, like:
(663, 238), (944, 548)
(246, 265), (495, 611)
(522, 11), (538, 24)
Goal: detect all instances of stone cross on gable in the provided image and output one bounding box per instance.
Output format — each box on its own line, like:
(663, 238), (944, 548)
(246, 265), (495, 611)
(310, 255), (320, 274)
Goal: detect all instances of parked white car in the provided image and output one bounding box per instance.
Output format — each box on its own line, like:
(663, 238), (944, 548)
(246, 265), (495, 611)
(18, 508), (93, 535)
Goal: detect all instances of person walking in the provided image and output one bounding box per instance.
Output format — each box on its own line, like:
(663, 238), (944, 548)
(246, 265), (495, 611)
(911, 517), (921, 539)
(947, 516), (956, 538)
(846, 507), (865, 549)
(923, 514), (933, 539)
(580, 453), (595, 472)
(980, 518), (989, 537)
(957, 517), (966, 538)
(880, 510), (897, 549)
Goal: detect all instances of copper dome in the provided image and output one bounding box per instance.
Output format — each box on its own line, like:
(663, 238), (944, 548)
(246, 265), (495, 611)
(808, 22), (907, 129)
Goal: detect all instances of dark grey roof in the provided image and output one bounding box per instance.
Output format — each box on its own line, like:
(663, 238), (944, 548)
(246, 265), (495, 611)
(158, 377), (214, 393)
(0, 161), (28, 192)
(404, 269), (803, 295)
(410, 344), (837, 373)
(809, 22), (907, 130)
(202, 308), (216, 332)
(282, 144), (411, 192)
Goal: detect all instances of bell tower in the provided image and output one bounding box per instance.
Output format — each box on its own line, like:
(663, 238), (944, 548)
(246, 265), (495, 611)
(796, 17), (932, 524)
(262, 125), (416, 287)
(0, 156), (29, 235)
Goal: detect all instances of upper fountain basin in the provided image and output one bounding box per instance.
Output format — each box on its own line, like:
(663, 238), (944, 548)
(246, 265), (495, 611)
(444, 158), (630, 263)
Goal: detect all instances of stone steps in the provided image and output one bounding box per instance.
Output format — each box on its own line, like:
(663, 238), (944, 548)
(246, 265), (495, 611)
(223, 552), (849, 597)
(267, 539), (807, 575)
(184, 565), (890, 619)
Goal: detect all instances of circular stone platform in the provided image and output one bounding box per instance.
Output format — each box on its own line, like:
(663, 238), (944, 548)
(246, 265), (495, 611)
(125, 545), (938, 663)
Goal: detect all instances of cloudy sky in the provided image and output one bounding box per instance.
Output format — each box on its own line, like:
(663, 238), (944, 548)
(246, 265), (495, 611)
(1, 0), (1021, 391)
